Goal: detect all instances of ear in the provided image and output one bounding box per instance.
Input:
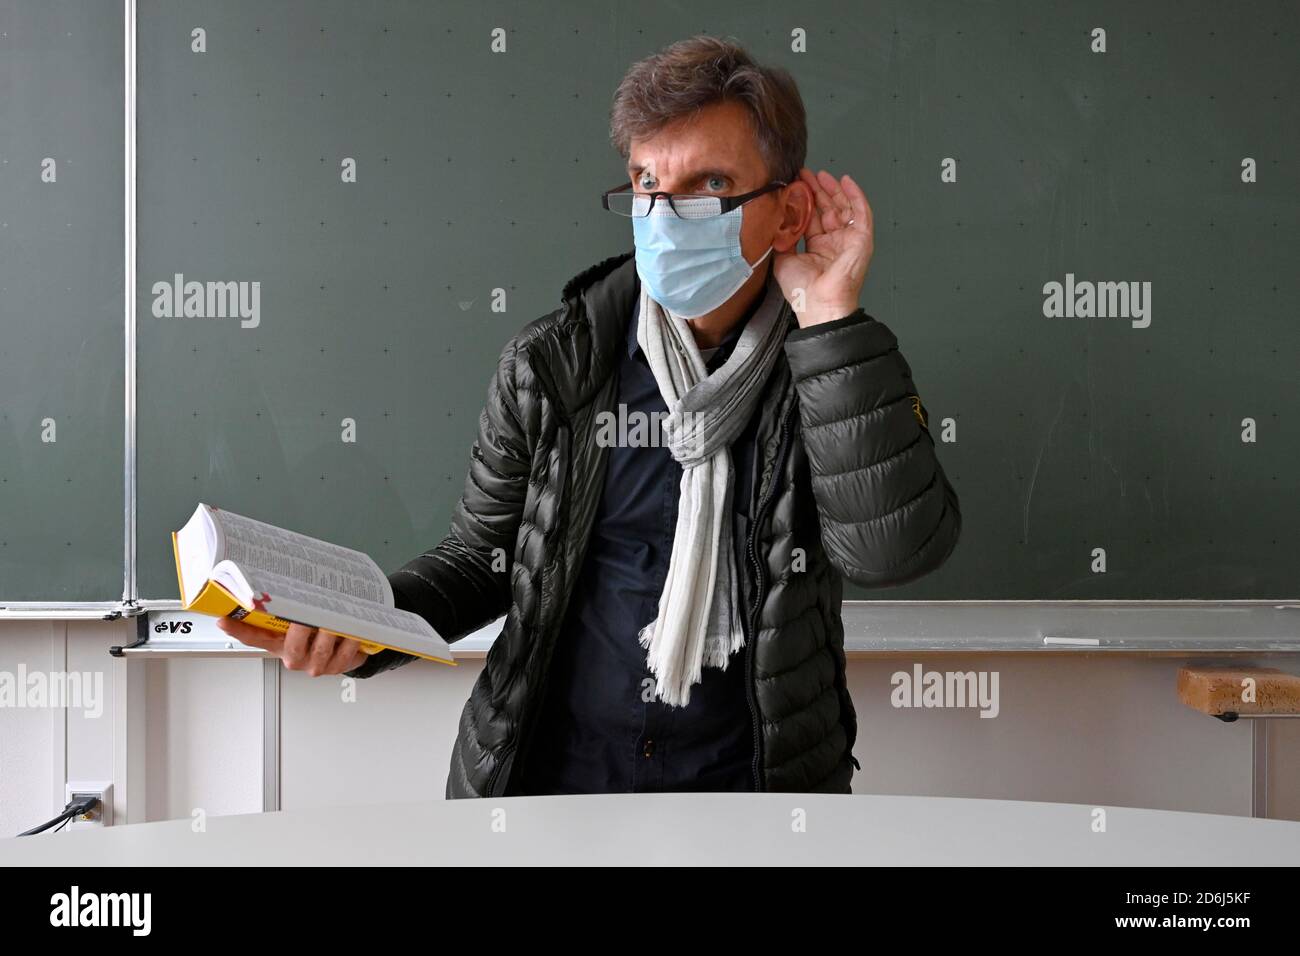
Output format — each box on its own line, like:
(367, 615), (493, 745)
(772, 181), (814, 252)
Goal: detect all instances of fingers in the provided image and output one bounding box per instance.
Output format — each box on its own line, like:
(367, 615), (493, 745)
(305, 628), (340, 676)
(838, 173), (873, 236)
(280, 622), (315, 670)
(326, 636), (368, 675)
(803, 168), (859, 232)
(816, 169), (853, 226)
(214, 617), (284, 652)
(306, 629), (370, 676)
(212, 618), (365, 677)
(292, 626), (363, 676)
(806, 168), (840, 224)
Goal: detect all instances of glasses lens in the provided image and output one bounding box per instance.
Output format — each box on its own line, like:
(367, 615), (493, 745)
(606, 191), (726, 218)
(606, 191), (655, 217)
(669, 195), (723, 220)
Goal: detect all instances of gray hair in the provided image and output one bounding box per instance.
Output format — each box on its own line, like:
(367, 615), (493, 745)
(609, 35), (807, 184)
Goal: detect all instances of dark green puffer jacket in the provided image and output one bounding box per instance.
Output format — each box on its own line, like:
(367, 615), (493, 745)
(347, 249), (961, 798)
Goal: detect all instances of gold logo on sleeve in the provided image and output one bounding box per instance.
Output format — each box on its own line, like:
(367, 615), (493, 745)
(910, 395), (928, 428)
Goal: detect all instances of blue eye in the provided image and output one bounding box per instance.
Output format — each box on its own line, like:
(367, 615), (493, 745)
(706, 176), (726, 191)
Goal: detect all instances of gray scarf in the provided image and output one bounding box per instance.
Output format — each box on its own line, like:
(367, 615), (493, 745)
(635, 270), (791, 707)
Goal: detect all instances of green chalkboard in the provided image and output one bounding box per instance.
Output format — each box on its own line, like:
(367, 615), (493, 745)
(8, 0), (1297, 605)
(134, 0), (1299, 602)
(0, 1), (124, 602)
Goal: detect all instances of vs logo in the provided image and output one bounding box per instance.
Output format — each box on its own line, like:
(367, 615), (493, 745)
(154, 620), (194, 634)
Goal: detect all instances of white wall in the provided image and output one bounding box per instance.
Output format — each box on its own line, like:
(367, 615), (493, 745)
(281, 652), (1296, 818)
(280, 648), (481, 808)
(144, 657), (262, 822)
(0, 618), (262, 836)
(1, 619), (1297, 840)
(0, 622), (58, 836)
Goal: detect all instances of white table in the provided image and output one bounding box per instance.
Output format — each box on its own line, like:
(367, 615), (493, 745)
(4, 793), (1298, 865)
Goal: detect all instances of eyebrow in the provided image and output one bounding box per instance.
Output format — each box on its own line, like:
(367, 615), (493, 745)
(625, 163), (740, 185)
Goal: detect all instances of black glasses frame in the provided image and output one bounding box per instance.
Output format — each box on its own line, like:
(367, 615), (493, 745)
(601, 180), (787, 218)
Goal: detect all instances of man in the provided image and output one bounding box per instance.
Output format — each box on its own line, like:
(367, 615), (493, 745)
(217, 35), (961, 797)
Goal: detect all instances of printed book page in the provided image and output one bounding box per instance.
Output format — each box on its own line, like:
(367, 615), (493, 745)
(206, 505), (395, 607)
(227, 562), (449, 658)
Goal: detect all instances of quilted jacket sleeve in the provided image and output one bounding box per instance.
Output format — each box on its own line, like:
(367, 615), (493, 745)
(782, 309), (961, 588)
(345, 336), (533, 679)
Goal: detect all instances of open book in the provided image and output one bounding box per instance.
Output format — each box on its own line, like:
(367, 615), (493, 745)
(172, 503), (454, 666)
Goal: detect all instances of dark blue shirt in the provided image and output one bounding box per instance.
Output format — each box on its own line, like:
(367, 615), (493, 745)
(513, 293), (766, 794)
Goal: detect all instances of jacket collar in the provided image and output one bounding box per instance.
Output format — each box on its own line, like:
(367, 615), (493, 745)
(529, 249), (639, 417)
(539, 249), (797, 416)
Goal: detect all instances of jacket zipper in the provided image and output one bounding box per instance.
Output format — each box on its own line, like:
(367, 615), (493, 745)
(744, 399), (798, 792)
(487, 373), (596, 799)
(487, 740), (515, 798)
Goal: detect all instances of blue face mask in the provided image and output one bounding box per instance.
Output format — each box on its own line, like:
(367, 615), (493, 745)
(633, 203), (773, 319)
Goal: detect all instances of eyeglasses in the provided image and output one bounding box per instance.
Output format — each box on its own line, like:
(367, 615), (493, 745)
(601, 180), (787, 219)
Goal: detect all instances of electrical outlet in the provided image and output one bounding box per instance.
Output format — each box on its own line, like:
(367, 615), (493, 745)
(64, 781), (113, 831)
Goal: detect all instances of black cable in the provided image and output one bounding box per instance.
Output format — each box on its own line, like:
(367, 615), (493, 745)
(17, 795), (101, 837)
(18, 809), (76, 836)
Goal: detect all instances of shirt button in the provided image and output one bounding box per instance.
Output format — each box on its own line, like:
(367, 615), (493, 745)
(643, 738), (655, 758)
